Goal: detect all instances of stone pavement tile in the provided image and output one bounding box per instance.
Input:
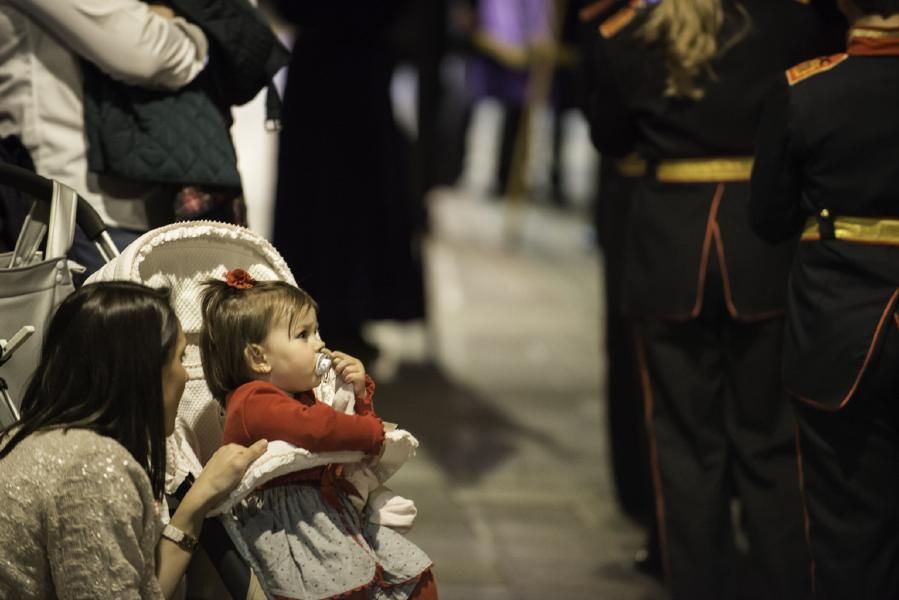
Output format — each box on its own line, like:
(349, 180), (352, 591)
(389, 477), (660, 596)
(438, 331), (602, 393)
(509, 582), (666, 600)
(484, 505), (665, 597)
(380, 189), (665, 597)
(435, 584), (518, 600)
(484, 504), (623, 566)
(374, 363), (550, 485)
(426, 188), (598, 259)
(425, 263), (601, 391)
(451, 408), (609, 495)
(422, 206), (601, 395)
(388, 483), (506, 588)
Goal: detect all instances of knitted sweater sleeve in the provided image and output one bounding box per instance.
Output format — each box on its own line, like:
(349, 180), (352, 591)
(227, 382), (384, 455)
(352, 374), (377, 416)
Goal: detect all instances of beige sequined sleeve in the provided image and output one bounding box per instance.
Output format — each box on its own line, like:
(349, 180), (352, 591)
(44, 435), (163, 600)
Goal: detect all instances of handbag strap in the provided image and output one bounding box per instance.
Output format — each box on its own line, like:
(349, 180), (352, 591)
(11, 181), (77, 266)
(44, 183), (77, 260)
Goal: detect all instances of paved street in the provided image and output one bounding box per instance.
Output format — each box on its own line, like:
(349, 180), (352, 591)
(365, 188), (666, 600)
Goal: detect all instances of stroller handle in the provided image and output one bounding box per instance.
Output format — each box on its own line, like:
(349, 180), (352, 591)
(0, 162), (108, 242)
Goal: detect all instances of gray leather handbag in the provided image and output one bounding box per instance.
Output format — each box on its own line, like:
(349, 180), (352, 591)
(0, 164), (116, 425)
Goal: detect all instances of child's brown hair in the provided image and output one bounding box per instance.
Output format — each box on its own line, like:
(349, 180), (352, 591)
(199, 276), (317, 404)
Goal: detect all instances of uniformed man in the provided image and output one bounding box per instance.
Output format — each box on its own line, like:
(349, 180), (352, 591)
(586, 1), (845, 598)
(576, 0), (661, 578)
(750, 1), (899, 597)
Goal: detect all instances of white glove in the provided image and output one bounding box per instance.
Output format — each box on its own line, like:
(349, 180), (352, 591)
(368, 486), (417, 533)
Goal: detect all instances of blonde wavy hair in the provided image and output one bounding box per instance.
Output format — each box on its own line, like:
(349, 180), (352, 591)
(640, 0), (749, 100)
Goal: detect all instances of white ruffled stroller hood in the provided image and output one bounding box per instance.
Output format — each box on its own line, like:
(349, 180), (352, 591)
(86, 221), (298, 491)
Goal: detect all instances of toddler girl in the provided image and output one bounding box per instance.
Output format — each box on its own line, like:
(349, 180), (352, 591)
(199, 268), (436, 600)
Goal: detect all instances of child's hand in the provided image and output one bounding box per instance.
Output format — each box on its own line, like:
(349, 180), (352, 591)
(331, 351), (367, 397)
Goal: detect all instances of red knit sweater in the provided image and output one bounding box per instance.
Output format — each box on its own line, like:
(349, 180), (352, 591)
(222, 377), (384, 456)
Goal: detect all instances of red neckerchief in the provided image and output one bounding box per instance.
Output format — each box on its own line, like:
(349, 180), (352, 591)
(847, 26), (899, 56)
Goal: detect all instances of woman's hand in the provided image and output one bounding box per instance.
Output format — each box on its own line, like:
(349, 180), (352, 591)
(331, 351), (367, 397)
(190, 439), (268, 512)
(148, 4), (176, 19)
(159, 440), (267, 598)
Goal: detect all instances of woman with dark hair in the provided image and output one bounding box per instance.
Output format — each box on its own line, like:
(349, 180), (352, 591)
(0, 281), (267, 599)
(583, 1), (845, 599)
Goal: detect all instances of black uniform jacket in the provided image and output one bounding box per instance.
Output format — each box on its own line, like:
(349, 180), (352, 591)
(587, 0), (844, 319)
(750, 28), (899, 410)
(578, 1), (646, 313)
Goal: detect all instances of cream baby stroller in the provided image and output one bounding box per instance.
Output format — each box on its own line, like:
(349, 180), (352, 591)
(86, 220), (419, 600)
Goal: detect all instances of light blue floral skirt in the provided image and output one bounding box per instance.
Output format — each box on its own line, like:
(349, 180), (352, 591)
(226, 483), (432, 600)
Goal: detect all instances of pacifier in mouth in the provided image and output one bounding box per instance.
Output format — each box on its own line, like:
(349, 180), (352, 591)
(314, 353), (332, 377)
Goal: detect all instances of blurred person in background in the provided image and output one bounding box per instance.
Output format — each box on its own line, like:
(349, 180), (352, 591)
(271, 2), (424, 362)
(0, 0), (208, 275)
(585, 1), (845, 598)
(464, 0), (553, 198)
(461, 0), (592, 206)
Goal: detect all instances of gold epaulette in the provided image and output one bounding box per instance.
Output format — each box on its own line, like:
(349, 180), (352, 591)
(786, 53), (848, 86)
(579, 0), (619, 23)
(599, 0), (644, 39)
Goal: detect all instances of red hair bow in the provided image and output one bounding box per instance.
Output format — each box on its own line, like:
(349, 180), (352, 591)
(224, 268), (256, 290)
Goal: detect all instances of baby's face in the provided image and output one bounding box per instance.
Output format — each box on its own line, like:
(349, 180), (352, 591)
(261, 306), (326, 393)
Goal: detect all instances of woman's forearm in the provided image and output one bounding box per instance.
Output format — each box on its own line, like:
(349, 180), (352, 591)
(155, 490), (207, 599)
(154, 440), (269, 597)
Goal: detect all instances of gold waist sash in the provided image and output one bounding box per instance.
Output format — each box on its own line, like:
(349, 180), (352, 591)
(655, 157), (754, 183)
(801, 215), (899, 245)
(613, 153), (648, 178)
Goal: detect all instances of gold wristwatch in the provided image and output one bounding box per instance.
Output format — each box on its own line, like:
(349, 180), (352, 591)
(161, 523), (199, 553)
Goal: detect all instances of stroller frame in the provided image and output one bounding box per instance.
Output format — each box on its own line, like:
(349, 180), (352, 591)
(0, 325), (33, 421)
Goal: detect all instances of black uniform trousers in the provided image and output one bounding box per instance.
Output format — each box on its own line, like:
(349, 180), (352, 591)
(795, 316), (899, 600)
(597, 160), (651, 521)
(636, 255), (809, 600)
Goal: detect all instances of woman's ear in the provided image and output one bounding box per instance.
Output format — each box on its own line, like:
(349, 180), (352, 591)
(244, 344), (271, 374)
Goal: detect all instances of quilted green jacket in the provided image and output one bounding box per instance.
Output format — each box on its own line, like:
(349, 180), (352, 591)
(83, 0), (289, 188)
